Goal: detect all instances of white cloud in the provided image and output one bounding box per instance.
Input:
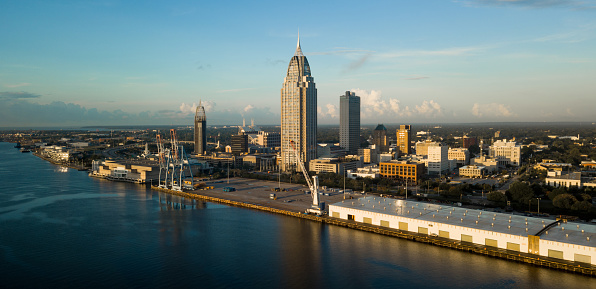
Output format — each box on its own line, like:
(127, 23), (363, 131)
(318, 103), (338, 119)
(351, 88), (387, 115)
(202, 101), (215, 112)
(178, 100), (216, 116)
(350, 88), (442, 119)
(244, 104), (254, 112)
(389, 99), (401, 113)
(460, 0), (596, 10)
(566, 108), (573, 115)
(179, 103), (196, 116)
(415, 100), (443, 117)
(4, 83), (31, 88)
(326, 103), (338, 118)
(379, 46), (488, 59)
(471, 103), (514, 117)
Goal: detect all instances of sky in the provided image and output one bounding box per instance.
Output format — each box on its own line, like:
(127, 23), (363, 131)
(1, 0), (595, 127)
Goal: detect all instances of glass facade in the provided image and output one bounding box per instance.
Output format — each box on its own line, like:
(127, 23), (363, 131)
(281, 39), (317, 172)
(194, 102), (207, 155)
(340, 91), (360, 155)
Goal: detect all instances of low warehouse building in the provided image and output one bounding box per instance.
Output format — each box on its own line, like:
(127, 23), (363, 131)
(329, 196), (596, 265)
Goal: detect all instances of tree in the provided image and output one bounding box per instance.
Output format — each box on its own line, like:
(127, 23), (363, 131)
(548, 186), (567, 200)
(579, 193), (592, 202)
(573, 201), (593, 212)
(445, 186), (462, 197)
(438, 183), (450, 194)
(487, 191), (506, 203)
(508, 182), (534, 205)
(530, 183), (544, 196)
(552, 194), (578, 210)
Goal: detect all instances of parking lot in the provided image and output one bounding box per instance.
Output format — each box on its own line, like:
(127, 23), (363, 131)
(192, 177), (359, 213)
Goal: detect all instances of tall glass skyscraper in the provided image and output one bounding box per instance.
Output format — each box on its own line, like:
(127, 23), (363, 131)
(340, 91), (360, 155)
(280, 35), (317, 172)
(194, 101), (206, 155)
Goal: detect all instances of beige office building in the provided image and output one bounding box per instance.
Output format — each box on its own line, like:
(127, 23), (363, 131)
(489, 139), (521, 166)
(396, 125), (412, 155)
(448, 148), (470, 166)
(280, 35), (317, 171)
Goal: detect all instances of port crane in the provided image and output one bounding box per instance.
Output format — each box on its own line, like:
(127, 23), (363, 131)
(156, 129), (194, 191)
(289, 140), (324, 215)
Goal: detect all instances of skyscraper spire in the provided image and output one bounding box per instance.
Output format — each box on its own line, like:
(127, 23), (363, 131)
(282, 30), (316, 172)
(194, 100), (207, 155)
(295, 30), (304, 56)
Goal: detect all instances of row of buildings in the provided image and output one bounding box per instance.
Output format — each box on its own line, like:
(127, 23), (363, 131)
(187, 37), (523, 183)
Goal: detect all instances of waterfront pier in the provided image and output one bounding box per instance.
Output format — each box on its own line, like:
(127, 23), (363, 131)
(152, 177), (596, 277)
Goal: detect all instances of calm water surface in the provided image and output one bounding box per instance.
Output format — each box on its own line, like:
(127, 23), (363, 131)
(0, 142), (593, 288)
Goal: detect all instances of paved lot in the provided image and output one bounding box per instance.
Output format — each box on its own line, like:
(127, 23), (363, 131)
(191, 177), (360, 213)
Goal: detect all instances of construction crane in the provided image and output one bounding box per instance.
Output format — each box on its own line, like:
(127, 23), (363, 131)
(289, 140), (324, 215)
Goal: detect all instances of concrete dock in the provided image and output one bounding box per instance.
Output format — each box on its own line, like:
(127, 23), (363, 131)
(152, 177), (596, 277)
(186, 177), (355, 213)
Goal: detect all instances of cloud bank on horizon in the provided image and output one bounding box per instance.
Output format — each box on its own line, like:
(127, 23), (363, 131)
(0, 0), (594, 127)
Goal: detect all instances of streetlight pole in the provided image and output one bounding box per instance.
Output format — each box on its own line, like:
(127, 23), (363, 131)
(343, 169), (346, 200)
(529, 199), (531, 212)
(537, 197), (541, 214)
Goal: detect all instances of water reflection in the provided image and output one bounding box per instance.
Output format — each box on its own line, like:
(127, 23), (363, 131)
(1, 142), (595, 289)
(157, 192), (206, 211)
(54, 166), (68, 173)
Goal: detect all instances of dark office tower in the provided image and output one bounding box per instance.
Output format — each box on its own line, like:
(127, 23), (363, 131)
(373, 124), (388, 153)
(231, 134), (248, 155)
(280, 33), (317, 172)
(396, 125), (412, 155)
(462, 135), (477, 149)
(194, 101), (207, 155)
(340, 91), (360, 155)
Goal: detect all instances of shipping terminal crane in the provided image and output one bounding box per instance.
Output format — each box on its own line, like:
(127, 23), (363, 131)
(289, 140), (325, 215)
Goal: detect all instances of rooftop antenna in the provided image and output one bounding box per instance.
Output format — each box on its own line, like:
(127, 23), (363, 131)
(295, 29), (303, 56)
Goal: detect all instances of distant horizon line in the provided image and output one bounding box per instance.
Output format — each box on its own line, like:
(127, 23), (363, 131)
(1, 121), (595, 131)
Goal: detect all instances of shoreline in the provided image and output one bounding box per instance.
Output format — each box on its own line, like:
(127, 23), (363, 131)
(32, 151), (88, 171)
(19, 146), (596, 277)
(151, 185), (596, 277)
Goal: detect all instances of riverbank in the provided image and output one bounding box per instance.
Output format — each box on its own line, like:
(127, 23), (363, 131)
(152, 183), (596, 277)
(32, 152), (88, 171)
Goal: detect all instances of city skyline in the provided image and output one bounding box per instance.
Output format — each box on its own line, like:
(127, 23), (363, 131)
(1, 1), (596, 127)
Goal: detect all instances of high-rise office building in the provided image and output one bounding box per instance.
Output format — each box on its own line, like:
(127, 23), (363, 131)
(462, 135), (477, 149)
(231, 134), (248, 155)
(194, 101), (207, 155)
(373, 124), (388, 153)
(396, 124), (412, 155)
(340, 91), (360, 155)
(280, 35), (317, 172)
(427, 143), (449, 175)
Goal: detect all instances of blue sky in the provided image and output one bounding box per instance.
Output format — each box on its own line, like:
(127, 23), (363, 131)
(1, 0), (595, 127)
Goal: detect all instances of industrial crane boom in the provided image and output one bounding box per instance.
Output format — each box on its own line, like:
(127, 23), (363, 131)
(289, 140), (320, 210)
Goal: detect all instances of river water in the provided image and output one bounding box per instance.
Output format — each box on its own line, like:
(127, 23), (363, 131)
(0, 142), (593, 288)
